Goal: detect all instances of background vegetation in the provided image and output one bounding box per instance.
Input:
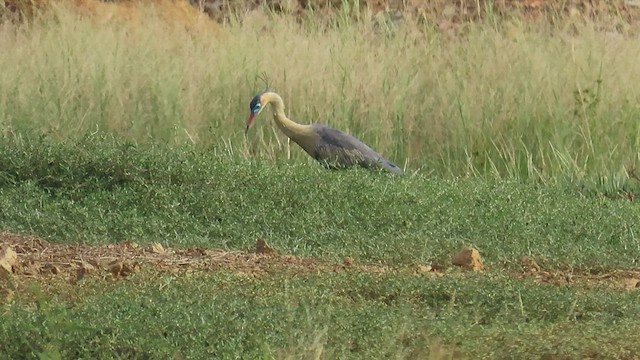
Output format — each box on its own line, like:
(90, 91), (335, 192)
(1, 1), (639, 185)
(1, 1), (640, 359)
(1, 138), (638, 268)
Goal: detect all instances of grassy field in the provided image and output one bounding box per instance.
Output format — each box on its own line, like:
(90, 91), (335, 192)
(4, 269), (640, 359)
(1, 2), (640, 359)
(0, 137), (638, 267)
(1, 3), (639, 184)
(1, 138), (639, 359)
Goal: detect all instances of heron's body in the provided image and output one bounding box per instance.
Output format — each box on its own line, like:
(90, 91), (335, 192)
(246, 91), (404, 176)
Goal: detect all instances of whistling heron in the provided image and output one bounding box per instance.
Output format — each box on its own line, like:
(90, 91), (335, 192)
(245, 91), (404, 175)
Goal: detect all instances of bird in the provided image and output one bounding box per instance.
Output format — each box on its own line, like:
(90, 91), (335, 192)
(245, 90), (404, 176)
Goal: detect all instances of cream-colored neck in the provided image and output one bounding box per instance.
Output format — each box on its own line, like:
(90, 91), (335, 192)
(262, 92), (310, 140)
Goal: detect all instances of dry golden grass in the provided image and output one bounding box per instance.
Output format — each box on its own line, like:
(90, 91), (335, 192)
(0, 3), (639, 182)
(3, 0), (222, 31)
(67, 0), (216, 28)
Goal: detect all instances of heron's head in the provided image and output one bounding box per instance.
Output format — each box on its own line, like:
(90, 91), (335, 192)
(245, 93), (265, 134)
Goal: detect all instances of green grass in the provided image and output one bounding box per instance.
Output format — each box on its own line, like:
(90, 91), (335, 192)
(1, 4), (640, 359)
(1, 137), (639, 270)
(0, 136), (636, 358)
(0, 5), (639, 183)
(2, 270), (640, 359)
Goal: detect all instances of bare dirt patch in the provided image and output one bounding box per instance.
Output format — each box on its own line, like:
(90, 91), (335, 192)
(0, 232), (396, 286)
(517, 255), (640, 290)
(5, 0), (640, 32)
(0, 231), (330, 282)
(1, 231), (639, 292)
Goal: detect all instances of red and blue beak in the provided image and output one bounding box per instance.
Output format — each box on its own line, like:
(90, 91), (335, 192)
(245, 113), (256, 135)
(246, 96), (263, 134)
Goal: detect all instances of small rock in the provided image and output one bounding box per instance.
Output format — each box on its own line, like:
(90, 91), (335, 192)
(521, 256), (541, 272)
(151, 242), (165, 254)
(72, 262), (94, 284)
(255, 239), (278, 256)
(451, 248), (484, 272)
(109, 262), (123, 277)
(43, 263), (60, 275)
(620, 278), (640, 290)
(431, 264), (448, 272)
(123, 240), (139, 249)
(415, 265), (432, 274)
(109, 261), (135, 277)
(81, 261), (95, 272)
(94, 258), (113, 269)
(22, 261), (42, 275)
(0, 246), (17, 274)
(343, 257), (354, 267)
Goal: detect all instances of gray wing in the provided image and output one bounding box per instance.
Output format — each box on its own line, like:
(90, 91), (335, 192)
(311, 124), (404, 175)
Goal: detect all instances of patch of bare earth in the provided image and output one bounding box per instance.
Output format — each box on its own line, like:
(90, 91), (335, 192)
(5, 0), (640, 34)
(1, 231), (639, 292)
(518, 255), (640, 290)
(0, 232), (387, 283)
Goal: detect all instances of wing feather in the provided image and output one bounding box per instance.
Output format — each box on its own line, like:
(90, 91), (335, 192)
(311, 125), (404, 175)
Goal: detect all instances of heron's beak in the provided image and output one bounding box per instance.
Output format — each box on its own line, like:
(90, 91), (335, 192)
(245, 113), (256, 135)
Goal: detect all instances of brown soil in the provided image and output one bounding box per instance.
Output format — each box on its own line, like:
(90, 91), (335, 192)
(1, 231), (639, 295)
(0, 231), (390, 283)
(4, 0), (640, 31)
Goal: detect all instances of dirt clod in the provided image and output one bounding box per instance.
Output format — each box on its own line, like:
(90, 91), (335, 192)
(150, 243), (166, 254)
(0, 246), (17, 274)
(343, 257), (355, 267)
(451, 248), (484, 272)
(71, 261), (97, 284)
(81, 261), (96, 272)
(620, 278), (640, 290)
(255, 239), (278, 256)
(22, 261), (42, 276)
(109, 261), (136, 278)
(521, 256), (541, 272)
(43, 263), (60, 275)
(2, 231), (640, 292)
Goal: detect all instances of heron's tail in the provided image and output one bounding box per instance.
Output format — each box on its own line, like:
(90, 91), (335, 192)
(379, 158), (404, 176)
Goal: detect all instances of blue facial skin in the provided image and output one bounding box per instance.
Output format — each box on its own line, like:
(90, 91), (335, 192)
(249, 94), (262, 114)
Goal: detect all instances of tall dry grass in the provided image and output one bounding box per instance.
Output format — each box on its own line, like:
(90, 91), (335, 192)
(0, 3), (639, 184)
